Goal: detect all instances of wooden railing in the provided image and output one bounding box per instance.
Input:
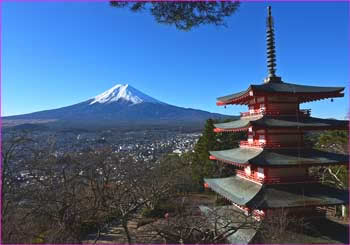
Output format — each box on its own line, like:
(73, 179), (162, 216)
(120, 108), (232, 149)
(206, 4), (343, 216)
(240, 111), (261, 117)
(239, 141), (304, 149)
(300, 109), (311, 116)
(236, 170), (264, 183)
(240, 109), (311, 118)
(239, 141), (263, 147)
(236, 170), (320, 184)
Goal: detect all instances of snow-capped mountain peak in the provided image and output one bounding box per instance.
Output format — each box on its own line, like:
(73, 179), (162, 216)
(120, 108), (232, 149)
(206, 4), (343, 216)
(90, 84), (162, 105)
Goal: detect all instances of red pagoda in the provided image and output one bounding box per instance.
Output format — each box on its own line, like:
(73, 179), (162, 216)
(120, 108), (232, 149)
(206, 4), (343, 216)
(204, 6), (349, 222)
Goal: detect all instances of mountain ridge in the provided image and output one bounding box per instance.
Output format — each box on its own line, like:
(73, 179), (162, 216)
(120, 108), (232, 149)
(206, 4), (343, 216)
(4, 83), (235, 129)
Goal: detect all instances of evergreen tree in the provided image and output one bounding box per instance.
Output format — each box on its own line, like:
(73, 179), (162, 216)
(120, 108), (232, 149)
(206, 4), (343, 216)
(110, 1), (240, 31)
(191, 119), (217, 187)
(190, 118), (246, 189)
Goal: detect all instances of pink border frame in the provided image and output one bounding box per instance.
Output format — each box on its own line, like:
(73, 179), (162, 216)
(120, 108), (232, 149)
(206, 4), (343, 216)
(0, 1), (349, 245)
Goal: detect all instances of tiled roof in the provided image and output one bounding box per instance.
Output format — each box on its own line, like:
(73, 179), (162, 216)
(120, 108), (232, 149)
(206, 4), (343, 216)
(210, 148), (349, 166)
(214, 116), (349, 131)
(204, 175), (349, 208)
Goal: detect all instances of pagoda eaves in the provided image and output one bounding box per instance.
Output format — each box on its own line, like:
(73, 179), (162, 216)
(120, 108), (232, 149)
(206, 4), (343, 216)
(216, 82), (344, 106)
(214, 116), (348, 133)
(204, 176), (348, 209)
(209, 148), (349, 167)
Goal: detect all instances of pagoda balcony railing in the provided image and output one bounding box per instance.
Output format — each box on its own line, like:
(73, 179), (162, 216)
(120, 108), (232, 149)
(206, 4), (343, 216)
(236, 170), (320, 184)
(265, 175), (320, 184)
(236, 170), (264, 183)
(239, 141), (304, 149)
(240, 111), (262, 117)
(299, 109), (311, 117)
(240, 109), (311, 118)
(240, 141), (264, 148)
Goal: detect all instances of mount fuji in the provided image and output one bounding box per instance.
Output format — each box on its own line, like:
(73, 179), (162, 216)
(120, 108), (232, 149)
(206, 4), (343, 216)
(4, 84), (233, 129)
(89, 84), (163, 105)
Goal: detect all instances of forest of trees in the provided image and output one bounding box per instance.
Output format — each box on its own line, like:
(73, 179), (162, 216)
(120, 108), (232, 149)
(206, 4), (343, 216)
(2, 119), (348, 244)
(1, 119), (245, 243)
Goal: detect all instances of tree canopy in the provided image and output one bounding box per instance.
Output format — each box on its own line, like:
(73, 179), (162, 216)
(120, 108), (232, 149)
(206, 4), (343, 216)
(190, 118), (246, 187)
(110, 1), (240, 31)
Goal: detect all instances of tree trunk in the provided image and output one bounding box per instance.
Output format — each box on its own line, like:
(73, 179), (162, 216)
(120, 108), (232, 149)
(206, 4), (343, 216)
(122, 220), (132, 244)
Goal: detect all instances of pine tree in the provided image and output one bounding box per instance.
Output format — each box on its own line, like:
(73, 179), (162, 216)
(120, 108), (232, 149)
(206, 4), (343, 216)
(190, 118), (246, 189)
(110, 1), (240, 31)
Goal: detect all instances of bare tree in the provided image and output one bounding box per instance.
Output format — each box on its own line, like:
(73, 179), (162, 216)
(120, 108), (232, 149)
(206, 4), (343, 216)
(2, 134), (36, 243)
(2, 135), (148, 243)
(255, 208), (307, 244)
(2, 135), (206, 244)
(150, 205), (258, 244)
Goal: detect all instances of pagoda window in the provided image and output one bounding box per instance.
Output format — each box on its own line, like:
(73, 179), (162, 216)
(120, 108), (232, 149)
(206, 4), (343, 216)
(260, 103), (266, 111)
(257, 167), (265, 179)
(244, 166), (251, 176)
(248, 135), (253, 142)
(258, 135), (266, 144)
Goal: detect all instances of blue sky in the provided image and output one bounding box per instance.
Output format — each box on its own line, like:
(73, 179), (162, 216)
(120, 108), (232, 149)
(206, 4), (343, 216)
(2, 1), (349, 119)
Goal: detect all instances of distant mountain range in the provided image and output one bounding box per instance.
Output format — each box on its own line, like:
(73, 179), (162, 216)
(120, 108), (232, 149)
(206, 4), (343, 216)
(4, 84), (235, 130)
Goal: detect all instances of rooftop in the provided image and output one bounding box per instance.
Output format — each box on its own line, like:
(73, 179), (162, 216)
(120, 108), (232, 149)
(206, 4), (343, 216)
(209, 147), (349, 167)
(204, 175), (349, 208)
(217, 82), (344, 106)
(214, 116), (348, 132)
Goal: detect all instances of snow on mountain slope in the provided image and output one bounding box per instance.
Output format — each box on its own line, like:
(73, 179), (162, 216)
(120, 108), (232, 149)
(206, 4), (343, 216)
(90, 84), (163, 105)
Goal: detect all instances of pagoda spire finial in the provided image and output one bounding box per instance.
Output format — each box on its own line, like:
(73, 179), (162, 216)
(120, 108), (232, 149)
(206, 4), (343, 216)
(264, 6), (282, 83)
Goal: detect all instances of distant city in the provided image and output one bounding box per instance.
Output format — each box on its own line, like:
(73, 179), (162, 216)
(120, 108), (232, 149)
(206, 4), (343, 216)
(4, 126), (201, 184)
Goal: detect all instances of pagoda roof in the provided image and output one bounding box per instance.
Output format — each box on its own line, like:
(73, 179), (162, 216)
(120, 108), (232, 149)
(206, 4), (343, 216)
(204, 176), (349, 208)
(199, 205), (257, 244)
(204, 176), (261, 205)
(217, 82), (344, 105)
(214, 116), (349, 132)
(209, 148), (348, 167)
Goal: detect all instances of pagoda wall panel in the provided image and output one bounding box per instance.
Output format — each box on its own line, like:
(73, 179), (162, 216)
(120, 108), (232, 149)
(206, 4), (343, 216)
(249, 104), (265, 110)
(268, 96), (298, 102)
(268, 167), (307, 178)
(267, 102), (299, 112)
(268, 129), (300, 134)
(255, 129), (266, 134)
(248, 97), (265, 107)
(257, 96), (265, 103)
(267, 134), (302, 144)
(265, 207), (316, 217)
